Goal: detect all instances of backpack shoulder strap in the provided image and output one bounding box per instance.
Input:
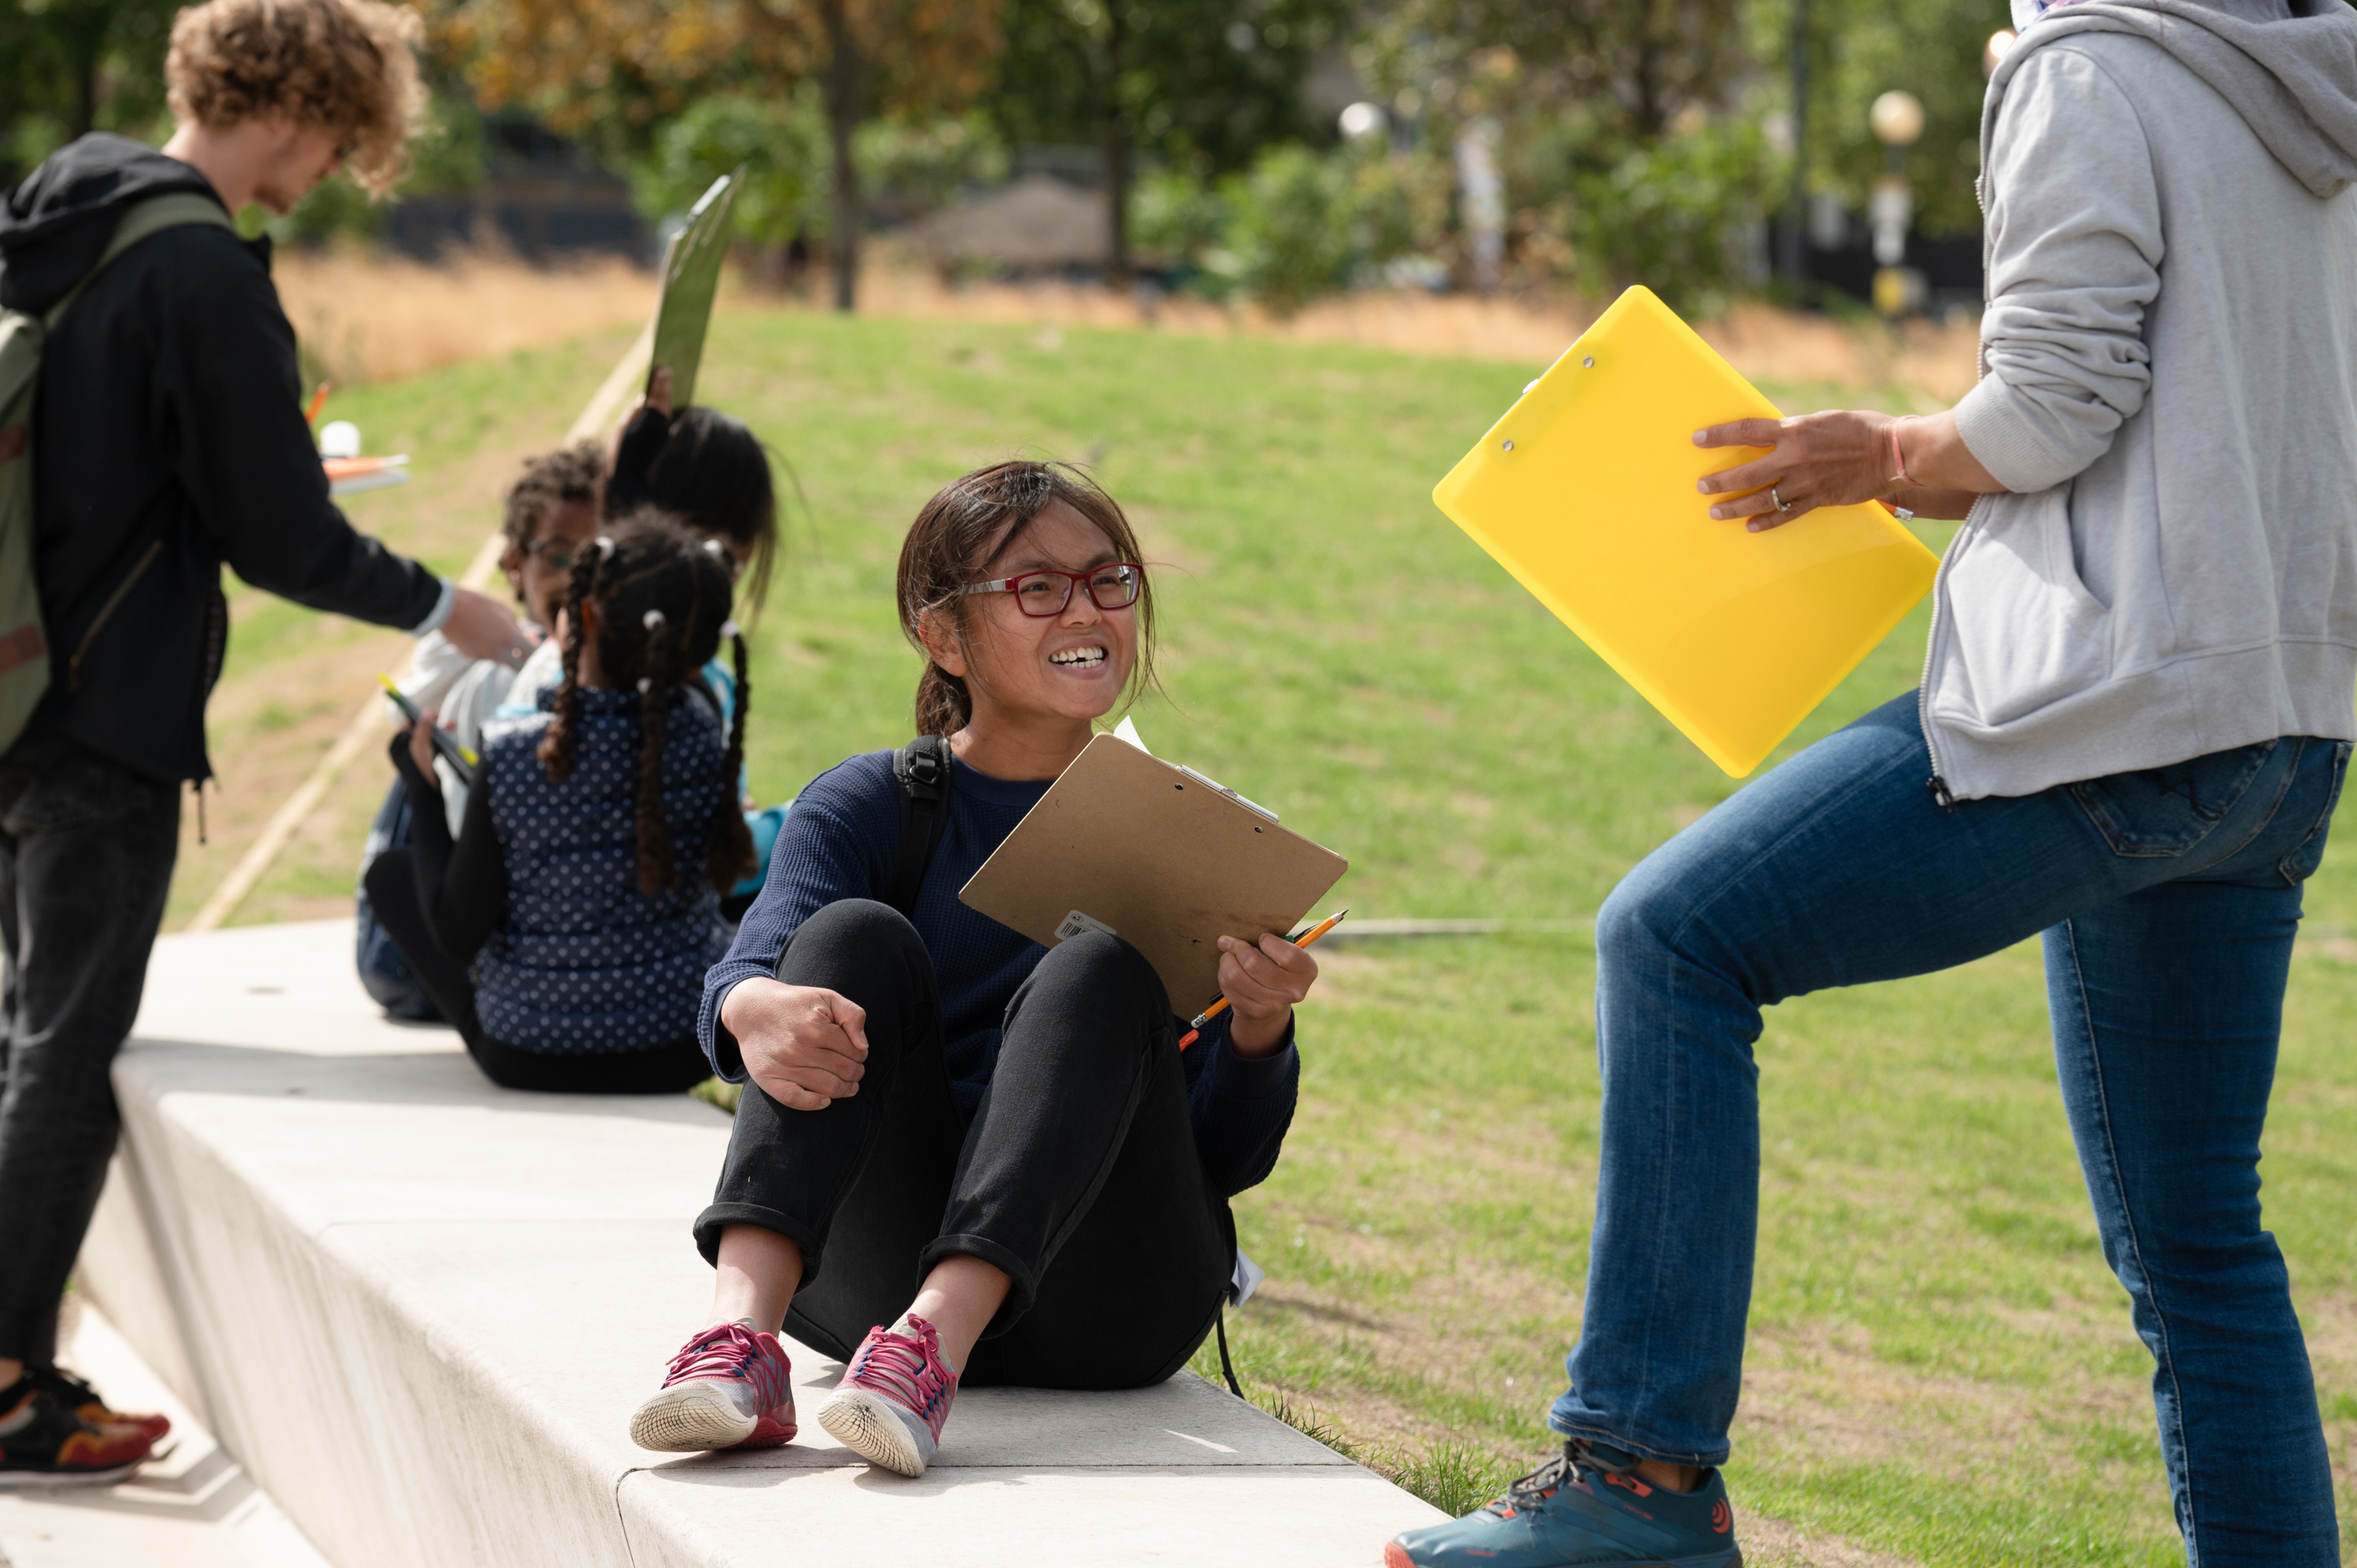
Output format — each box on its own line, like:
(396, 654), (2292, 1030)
(884, 735), (953, 920)
(42, 192), (235, 330)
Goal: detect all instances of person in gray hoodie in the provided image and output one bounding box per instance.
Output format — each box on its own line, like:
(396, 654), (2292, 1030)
(1388, 4), (2357, 1566)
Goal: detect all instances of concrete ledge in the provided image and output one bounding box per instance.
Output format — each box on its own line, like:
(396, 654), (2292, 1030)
(80, 920), (1441, 1567)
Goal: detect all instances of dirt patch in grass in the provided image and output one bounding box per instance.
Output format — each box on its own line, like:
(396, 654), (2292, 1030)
(1740, 1513), (1923, 1568)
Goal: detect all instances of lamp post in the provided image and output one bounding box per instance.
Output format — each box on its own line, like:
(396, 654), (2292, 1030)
(1868, 89), (1925, 317)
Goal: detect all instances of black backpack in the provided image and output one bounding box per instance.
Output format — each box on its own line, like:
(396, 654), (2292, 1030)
(884, 734), (953, 917)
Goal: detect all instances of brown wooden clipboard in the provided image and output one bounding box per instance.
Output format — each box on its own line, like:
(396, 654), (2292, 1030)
(957, 734), (1348, 1014)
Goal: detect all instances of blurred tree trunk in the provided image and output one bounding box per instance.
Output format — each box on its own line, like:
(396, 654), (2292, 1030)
(1099, 2), (1130, 285)
(49, 0), (118, 139)
(819, 0), (867, 312)
(72, 46), (101, 139)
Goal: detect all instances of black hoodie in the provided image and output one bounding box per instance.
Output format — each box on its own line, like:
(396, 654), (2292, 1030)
(0, 134), (441, 782)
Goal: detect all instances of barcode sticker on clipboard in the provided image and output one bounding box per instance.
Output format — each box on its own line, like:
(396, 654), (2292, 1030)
(1055, 909), (1119, 942)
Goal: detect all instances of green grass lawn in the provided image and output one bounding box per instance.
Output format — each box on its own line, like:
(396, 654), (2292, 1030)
(244, 310), (2357, 1566)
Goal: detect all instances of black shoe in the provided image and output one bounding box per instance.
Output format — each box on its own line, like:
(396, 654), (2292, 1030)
(27, 1365), (171, 1443)
(0, 1377), (154, 1486)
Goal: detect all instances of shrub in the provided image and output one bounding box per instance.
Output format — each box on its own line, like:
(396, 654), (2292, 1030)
(1139, 140), (1447, 315)
(1132, 169), (1231, 283)
(860, 113), (1008, 223)
(1526, 114), (1780, 317)
(633, 92), (826, 251)
(1215, 143), (1355, 316)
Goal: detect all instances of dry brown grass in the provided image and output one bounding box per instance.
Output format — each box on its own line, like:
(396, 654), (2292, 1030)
(272, 248), (657, 385)
(267, 245), (1978, 401)
(848, 258), (1982, 401)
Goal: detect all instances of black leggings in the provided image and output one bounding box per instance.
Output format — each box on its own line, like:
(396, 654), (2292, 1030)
(695, 898), (1235, 1389)
(362, 849), (713, 1094)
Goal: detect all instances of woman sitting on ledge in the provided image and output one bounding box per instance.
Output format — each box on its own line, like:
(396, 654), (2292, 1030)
(628, 460), (1319, 1476)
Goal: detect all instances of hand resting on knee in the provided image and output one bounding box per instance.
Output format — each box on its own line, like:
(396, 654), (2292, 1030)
(721, 978), (870, 1111)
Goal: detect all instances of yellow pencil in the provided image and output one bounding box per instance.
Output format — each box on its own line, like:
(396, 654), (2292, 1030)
(1178, 909), (1348, 1050)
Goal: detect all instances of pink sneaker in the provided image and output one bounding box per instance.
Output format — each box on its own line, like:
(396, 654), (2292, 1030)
(815, 1314), (957, 1477)
(629, 1322), (797, 1452)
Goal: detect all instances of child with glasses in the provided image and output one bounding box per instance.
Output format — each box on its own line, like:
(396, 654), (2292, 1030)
(628, 460), (1322, 1476)
(358, 445), (608, 1018)
(365, 515), (750, 1093)
(396, 441), (607, 833)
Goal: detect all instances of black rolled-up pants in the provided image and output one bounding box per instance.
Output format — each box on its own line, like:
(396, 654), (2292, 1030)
(695, 898), (1235, 1389)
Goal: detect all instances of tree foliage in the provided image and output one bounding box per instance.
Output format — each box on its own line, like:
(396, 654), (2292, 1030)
(984, 0), (1342, 175)
(977, 0), (1345, 277)
(1, 0), (179, 185)
(434, 0), (1001, 305)
(1342, 0), (1775, 303)
(1357, 0), (1753, 150)
(1762, 0), (2001, 238)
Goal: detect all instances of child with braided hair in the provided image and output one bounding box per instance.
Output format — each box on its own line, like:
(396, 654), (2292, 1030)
(364, 514), (755, 1092)
(496, 374), (787, 912)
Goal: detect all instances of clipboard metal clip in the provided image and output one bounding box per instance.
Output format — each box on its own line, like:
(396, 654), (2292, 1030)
(1178, 766), (1279, 824)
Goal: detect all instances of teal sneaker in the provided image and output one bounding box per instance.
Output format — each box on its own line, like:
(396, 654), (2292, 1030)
(1386, 1440), (1742, 1568)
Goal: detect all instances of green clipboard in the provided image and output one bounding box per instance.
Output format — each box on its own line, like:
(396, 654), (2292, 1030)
(647, 169), (743, 409)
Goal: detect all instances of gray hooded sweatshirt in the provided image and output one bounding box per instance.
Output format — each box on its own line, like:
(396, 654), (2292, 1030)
(1927, 0), (2357, 800)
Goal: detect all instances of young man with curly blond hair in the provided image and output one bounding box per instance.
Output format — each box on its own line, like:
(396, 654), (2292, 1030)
(0, 0), (524, 1486)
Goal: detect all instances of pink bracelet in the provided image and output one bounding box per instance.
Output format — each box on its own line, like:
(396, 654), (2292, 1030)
(1888, 416), (1920, 488)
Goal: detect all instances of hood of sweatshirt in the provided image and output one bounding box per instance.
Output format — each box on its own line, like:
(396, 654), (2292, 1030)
(0, 133), (227, 314)
(1997, 0), (2357, 198)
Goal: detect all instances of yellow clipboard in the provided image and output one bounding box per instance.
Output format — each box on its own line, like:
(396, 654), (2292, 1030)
(1432, 286), (1940, 778)
(958, 735), (1347, 1013)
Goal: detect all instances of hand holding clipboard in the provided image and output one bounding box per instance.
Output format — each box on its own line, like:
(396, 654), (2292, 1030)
(957, 734), (1348, 1019)
(1182, 909), (1348, 1050)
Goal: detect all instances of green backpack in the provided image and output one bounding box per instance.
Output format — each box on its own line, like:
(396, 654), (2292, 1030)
(0, 192), (234, 753)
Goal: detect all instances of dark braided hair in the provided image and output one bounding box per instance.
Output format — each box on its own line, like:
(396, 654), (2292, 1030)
(606, 404), (778, 615)
(536, 512), (754, 896)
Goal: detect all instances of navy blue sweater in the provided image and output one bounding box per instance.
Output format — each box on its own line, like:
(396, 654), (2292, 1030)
(699, 750), (1300, 1198)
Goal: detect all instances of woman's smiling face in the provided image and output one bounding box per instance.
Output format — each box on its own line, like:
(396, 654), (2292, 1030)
(931, 499), (1139, 728)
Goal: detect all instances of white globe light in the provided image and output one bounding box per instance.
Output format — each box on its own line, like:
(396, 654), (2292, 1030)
(1338, 101), (1388, 142)
(1869, 89), (1927, 147)
(1986, 28), (2018, 64)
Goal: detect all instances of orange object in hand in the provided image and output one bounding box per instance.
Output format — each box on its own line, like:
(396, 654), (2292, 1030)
(1177, 909), (1348, 1050)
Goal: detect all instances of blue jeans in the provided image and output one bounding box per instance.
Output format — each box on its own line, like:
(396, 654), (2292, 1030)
(1549, 695), (2348, 1566)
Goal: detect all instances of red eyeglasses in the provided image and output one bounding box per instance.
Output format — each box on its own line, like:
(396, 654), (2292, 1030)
(959, 562), (1144, 617)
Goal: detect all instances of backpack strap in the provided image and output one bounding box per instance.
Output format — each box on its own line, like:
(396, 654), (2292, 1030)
(884, 735), (953, 920)
(42, 193), (234, 331)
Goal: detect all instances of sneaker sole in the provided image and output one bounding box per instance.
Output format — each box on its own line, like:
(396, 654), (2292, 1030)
(1384, 1546), (1741, 1568)
(0, 1458), (146, 1489)
(815, 1386), (926, 1478)
(630, 1381), (760, 1452)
